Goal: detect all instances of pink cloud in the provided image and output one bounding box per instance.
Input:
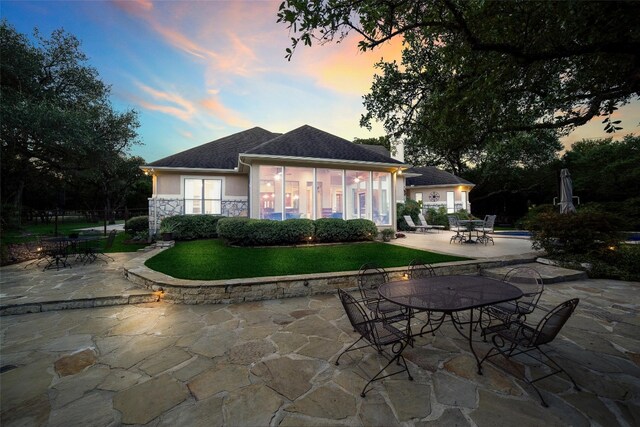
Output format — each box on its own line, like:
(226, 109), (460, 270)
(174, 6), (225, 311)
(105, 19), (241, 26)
(135, 82), (196, 122)
(200, 97), (252, 129)
(113, 0), (153, 15)
(297, 36), (404, 95)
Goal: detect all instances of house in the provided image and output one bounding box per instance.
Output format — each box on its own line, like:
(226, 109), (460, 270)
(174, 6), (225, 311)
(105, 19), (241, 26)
(142, 125), (474, 234)
(404, 167), (475, 213)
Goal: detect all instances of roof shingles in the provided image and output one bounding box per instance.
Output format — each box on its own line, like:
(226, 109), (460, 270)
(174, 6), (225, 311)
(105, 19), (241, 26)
(405, 166), (474, 186)
(146, 125), (403, 170)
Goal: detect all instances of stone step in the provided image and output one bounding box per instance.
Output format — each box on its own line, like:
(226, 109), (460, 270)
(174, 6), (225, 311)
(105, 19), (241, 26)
(0, 292), (160, 316)
(481, 262), (588, 284)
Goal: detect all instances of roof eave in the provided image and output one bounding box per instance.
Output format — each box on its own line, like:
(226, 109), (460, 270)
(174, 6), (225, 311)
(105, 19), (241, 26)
(239, 153), (412, 170)
(407, 183), (475, 188)
(140, 166), (240, 174)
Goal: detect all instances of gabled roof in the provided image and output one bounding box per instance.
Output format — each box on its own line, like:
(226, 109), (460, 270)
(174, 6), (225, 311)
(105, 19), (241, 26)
(405, 166), (474, 187)
(146, 127), (281, 169)
(359, 144), (391, 158)
(243, 125), (403, 165)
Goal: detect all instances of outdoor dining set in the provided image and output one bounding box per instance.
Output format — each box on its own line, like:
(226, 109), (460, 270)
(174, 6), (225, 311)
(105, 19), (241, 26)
(23, 230), (116, 271)
(404, 213), (497, 245)
(337, 263), (580, 407)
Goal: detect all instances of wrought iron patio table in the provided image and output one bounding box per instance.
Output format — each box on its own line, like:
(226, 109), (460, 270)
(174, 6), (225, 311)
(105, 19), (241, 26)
(378, 275), (523, 373)
(457, 220), (485, 243)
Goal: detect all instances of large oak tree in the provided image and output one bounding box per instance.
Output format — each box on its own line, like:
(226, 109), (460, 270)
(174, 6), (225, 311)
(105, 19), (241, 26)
(278, 0), (639, 170)
(1, 21), (143, 226)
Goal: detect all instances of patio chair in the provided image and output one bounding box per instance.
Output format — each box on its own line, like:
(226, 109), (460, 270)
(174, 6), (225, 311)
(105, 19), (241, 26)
(418, 213), (445, 233)
(483, 266), (545, 336)
(476, 214), (496, 245)
(403, 215), (428, 233)
(22, 235), (49, 269)
(357, 263), (410, 325)
(336, 289), (413, 397)
(479, 298), (581, 407)
(406, 259), (446, 335)
(447, 216), (464, 244)
(87, 230), (116, 264)
(407, 259), (436, 279)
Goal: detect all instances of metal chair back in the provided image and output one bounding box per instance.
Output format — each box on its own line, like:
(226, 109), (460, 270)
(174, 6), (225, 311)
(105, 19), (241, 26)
(503, 267), (544, 316)
(483, 214), (496, 230)
(531, 298), (579, 346)
(407, 259), (436, 279)
(338, 289), (376, 346)
(357, 263), (389, 302)
(447, 215), (459, 229)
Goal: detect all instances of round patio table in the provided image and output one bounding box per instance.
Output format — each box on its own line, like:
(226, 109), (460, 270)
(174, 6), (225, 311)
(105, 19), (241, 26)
(457, 219), (485, 243)
(379, 275), (523, 373)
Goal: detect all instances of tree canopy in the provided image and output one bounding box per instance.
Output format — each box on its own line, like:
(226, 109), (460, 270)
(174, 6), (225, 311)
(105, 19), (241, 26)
(0, 21), (144, 226)
(278, 0), (640, 170)
(563, 135), (640, 203)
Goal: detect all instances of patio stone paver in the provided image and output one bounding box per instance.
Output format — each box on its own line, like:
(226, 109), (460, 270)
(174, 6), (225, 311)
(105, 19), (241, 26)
(187, 364), (250, 400)
(1, 253), (639, 426)
(113, 374), (189, 424)
(285, 385), (356, 419)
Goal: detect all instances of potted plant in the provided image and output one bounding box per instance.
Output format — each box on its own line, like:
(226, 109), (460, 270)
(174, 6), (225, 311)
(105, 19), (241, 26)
(159, 222), (177, 241)
(380, 228), (395, 242)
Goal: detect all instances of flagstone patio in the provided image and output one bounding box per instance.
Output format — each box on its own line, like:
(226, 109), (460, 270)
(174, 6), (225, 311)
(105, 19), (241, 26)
(1, 262), (639, 425)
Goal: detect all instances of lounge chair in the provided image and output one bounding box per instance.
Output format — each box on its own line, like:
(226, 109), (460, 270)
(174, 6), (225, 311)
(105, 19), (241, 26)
(418, 213), (445, 233)
(403, 215), (429, 233)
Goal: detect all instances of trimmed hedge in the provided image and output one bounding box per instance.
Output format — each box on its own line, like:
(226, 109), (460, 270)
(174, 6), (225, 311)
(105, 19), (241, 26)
(125, 216), (149, 234)
(218, 217), (378, 246)
(160, 215), (226, 240)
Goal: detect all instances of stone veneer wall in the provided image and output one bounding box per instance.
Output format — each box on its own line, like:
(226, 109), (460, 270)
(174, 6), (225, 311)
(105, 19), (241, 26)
(148, 198), (248, 234)
(124, 250), (537, 305)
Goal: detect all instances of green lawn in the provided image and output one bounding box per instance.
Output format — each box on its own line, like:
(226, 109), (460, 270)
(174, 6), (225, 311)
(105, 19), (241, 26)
(145, 239), (469, 280)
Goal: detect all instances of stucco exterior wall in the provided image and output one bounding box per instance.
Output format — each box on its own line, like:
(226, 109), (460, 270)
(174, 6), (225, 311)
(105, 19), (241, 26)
(406, 185), (474, 212)
(148, 171), (249, 235)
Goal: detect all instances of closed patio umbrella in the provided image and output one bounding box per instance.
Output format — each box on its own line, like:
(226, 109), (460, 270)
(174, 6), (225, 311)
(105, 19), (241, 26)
(559, 168), (576, 214)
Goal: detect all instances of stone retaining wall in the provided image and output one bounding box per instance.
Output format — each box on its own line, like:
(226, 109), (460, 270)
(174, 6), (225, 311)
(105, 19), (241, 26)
(124, 249), (538, 304)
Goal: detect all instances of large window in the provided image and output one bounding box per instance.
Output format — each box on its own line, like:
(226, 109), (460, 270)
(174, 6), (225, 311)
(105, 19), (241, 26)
(256, 165), (393, 225)
(346, 170), (369, 220)
(316, 169), (343, 219)
(446, 191), (455, 213)
(372, 172), (391, 225)
(259, 166), (283, 220)
(285, 167), (314, 219)
(184, 179), (222, 214)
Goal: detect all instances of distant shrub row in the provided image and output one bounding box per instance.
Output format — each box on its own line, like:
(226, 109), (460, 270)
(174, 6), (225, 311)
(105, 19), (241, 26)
(217, 217), (379, 246)
(125, 216), (149, 234)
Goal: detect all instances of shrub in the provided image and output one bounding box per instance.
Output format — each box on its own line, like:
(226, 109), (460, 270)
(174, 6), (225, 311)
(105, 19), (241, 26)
(218, 217), (376, 246)
(160, 215), (225, 240)
(217, 217), (251, 244)
(279, 219), (315, 244)
(525, 209), (624, 257)
(314, 218), (350, 242)
(125, 216), (149, 234)
(426, 206), (449, 228)
(396, 200), (421, 231)
(346, 219), (378, 241)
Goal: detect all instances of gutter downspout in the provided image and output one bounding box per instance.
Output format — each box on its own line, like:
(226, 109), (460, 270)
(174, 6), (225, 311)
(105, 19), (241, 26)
(237, 155), (251, 218)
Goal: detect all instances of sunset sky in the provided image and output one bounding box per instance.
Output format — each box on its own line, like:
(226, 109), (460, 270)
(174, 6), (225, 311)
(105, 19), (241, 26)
(3, 0), (638, 163)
